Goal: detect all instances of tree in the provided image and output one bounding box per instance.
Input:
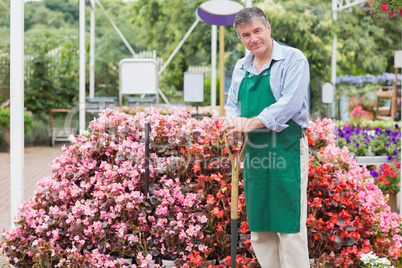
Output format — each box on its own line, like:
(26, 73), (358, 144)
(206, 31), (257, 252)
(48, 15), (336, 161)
(129, 0), (241, 93)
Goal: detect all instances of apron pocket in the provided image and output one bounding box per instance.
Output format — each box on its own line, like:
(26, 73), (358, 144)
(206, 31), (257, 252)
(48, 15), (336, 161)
(245, 175), (301, 233)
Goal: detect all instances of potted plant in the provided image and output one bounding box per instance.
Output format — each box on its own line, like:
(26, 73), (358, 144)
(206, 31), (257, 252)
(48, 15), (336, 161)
(370, 160), (401, 212)
(348, 95), (376, 122)
(0, 99), (33, 146)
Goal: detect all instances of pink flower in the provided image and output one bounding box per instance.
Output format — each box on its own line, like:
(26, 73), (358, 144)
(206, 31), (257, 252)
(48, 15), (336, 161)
(381, 4), (388, 12)
(366, 1), (372, 5)
(399, 10), (402, 16)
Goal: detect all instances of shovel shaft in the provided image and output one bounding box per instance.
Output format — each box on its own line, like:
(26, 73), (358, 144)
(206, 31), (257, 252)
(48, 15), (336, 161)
(230, 170), (239, 219)
(231, 218), (238, 268)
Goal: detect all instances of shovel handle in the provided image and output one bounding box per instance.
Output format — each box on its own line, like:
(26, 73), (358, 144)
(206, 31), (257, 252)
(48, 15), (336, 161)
(224, 134), (248, 268)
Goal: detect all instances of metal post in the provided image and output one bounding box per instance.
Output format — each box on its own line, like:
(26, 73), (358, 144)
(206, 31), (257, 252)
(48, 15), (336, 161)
(95, 0), (136, 57)
(158, 18), (200, 76)
(211, 25), (217, 107)
(331, 0), (337, 119)
(10, 0), (24, 229)
(89, 0), (95, 98)
(79, 0), (86, 132)
(145, 123), (150, 197)
(219, 25), (225, 117)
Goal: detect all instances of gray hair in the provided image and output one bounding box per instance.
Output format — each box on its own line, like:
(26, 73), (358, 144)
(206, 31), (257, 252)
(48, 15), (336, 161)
(233, 7), (269, 37)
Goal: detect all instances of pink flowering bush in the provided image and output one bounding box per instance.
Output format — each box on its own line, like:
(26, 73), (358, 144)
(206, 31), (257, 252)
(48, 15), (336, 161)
(0, 108), (256, 267)
(1, 110), (401, 267)
(308, 118), (402, 267)
(118, 105), (220, 118)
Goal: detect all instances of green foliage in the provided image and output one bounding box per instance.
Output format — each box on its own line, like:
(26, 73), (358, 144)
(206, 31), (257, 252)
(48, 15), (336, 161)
(24, 32), (79, 122)
(0, 107), (33, 132)
(0, 47), (10, 104)
(43, 0), (79, 25)
(0, 0), (400, 116)
(24, 114), (49, 144)
(130, 0), (240, 97)
(258, 0), (334, 113)
(258, 0), (399, 116)
(336, 8), (398, 75)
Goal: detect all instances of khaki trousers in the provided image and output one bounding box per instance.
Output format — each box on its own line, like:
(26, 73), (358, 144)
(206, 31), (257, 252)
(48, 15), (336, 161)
(250, 136), (309, 268)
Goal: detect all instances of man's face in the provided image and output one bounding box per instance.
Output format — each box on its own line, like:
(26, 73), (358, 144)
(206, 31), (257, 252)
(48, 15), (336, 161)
(237, 18), (271, 58)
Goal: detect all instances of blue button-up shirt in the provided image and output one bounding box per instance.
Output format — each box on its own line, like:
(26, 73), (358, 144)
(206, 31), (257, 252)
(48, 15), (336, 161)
(225, 39), (310, 132)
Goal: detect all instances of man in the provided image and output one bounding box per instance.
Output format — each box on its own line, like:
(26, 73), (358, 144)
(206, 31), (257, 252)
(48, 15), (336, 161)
(221, 7), (310, 268)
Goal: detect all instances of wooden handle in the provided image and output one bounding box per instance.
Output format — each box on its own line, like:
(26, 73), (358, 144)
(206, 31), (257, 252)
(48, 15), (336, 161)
(224, 134), (248, 220)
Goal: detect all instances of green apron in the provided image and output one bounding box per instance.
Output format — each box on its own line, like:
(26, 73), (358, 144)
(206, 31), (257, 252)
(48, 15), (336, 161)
(238, 67), (302, 233)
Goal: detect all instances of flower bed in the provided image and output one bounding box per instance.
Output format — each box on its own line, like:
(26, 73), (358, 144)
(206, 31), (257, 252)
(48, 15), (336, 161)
(118, 105), (220, 118)
(1, 110), (401, 267)
(335, 122), (400, 159)
(307, 118), (402, 267)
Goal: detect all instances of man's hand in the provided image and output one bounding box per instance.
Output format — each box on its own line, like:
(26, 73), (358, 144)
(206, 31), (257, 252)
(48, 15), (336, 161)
(221, 117), (265, 137)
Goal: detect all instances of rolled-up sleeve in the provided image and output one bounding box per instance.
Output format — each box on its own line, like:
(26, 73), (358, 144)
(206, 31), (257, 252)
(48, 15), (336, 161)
(225, 63), (243, 120)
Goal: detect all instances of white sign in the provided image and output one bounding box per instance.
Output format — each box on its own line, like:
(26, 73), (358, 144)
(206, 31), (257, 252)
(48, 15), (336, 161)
(197, 0), (244, 26)
(322, 82), (334, 103)
(395, 50), (402, 68)
(119, 59), (158, 105)
(184, 73), (204, 103)
(199, 0), (244, 15)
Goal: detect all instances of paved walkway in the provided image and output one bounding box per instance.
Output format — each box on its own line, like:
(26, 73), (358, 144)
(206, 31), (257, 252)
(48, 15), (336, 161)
(0, 144), (67, 234)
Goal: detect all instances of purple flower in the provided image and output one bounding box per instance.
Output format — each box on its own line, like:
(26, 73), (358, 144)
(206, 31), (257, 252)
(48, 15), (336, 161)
(387, 155), (393, 161)
(370, 170), (379, 178)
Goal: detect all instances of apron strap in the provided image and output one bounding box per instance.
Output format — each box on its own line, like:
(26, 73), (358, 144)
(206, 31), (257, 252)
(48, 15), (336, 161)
(244, 61), (274, 79)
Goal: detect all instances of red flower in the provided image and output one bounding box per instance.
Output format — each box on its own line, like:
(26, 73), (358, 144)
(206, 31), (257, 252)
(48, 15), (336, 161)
(330, 235), (336, 242)
(384, 179), (390, 186)
(223, 256), (231, 265)
(381, 4), (388, 12)
(216, 191), (224, 200)
(206, 194), (215, 204)
(240, 221), (249, 233)
(312, 197), (322, 208)
(211, 207), (224, 218)
(192, 162), (201, 173)
(382, 163), (390, 170)
(399, 10), (402, 16)
(339, 209), (350, 219)
(366, 1), (372, 5)
(188, 250), (203, 265)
